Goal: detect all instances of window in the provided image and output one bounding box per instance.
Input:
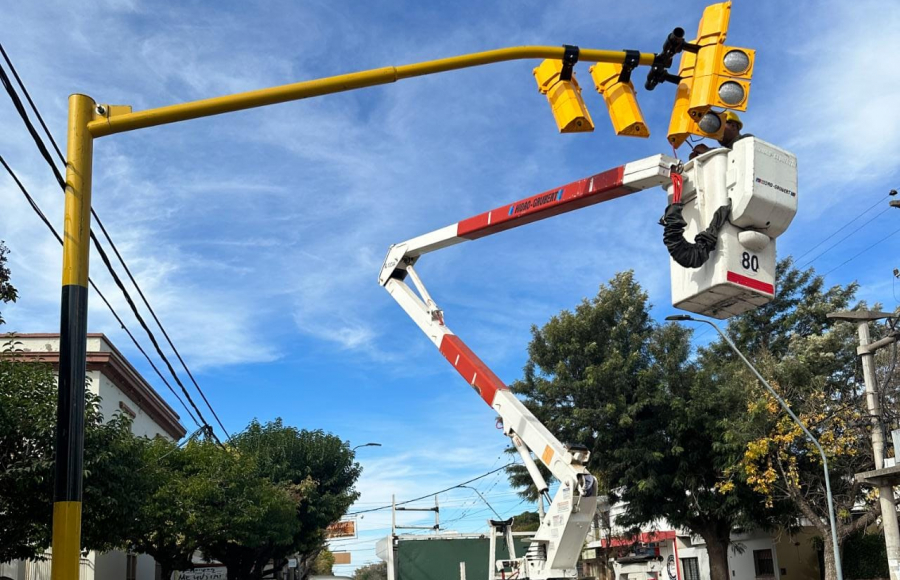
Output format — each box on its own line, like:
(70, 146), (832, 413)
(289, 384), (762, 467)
(681, 557), (701, 580)
(126, 553), (138, 580)
(753, 548), (775, 578)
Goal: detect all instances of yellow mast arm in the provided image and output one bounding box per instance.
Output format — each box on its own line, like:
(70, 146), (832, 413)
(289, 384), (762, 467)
(87, 46), (655, 138)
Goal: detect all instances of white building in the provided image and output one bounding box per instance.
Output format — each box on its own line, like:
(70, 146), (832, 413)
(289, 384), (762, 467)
(580, 500), (821, 580)
(1, 333), (187, 580)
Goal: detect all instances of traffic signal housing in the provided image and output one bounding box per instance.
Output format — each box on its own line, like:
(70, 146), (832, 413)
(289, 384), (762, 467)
(667, 49), (726, 147)
(590, 63), (649, 138)
(667, 1), (754, 147)
(534, 59), (594, 133)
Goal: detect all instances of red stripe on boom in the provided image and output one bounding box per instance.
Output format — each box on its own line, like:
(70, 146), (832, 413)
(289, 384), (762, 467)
(727, 271), (775, 295)
(456, 166), (630, 240)
(439, 335), (508, 407)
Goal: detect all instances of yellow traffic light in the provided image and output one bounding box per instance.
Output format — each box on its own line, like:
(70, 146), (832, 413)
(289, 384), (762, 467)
(589, 62), (649, 138)
(666, 1), (753, 147)
(534, 58), (594, 133)
(687, 2), (754, 115)
(667, 49), (725, 147)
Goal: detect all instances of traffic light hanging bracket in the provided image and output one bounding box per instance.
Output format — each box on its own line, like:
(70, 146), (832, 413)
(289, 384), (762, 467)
(559, 44), (580, 81)
(617, 50), (642, 84)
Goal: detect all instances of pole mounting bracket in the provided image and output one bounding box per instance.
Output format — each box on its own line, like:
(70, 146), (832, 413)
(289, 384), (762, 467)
(560, 45), (580, 81)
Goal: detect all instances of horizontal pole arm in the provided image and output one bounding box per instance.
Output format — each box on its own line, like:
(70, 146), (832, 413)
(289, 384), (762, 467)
(87, 46), (655, 137)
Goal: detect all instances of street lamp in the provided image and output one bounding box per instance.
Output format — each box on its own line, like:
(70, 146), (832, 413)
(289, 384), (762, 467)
(352, 442), (382, 452)
(665, 314), (844, 580)
(457, 484), (503, 520)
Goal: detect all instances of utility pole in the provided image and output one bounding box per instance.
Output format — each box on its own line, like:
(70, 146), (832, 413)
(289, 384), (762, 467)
(829, 310), (900, 580)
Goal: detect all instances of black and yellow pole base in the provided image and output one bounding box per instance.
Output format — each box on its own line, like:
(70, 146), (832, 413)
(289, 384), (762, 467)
(52, 94), (95, 580)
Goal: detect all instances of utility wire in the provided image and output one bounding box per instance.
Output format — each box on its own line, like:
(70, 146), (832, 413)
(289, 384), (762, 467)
(0, 40), (230, 441)
(91, 214), (232, 440)
(0, 42), (64, 163)
(0, 155), (200, 428)
(347, 463), (515, 516)
(823, 225), (900, 277)
(798, 206), (892, 270)
(0, 49), (228, 445)
(794, 192), (891, 262)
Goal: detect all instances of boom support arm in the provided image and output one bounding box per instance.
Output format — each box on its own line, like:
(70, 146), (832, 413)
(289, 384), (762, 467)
(379, 154), (675, 578)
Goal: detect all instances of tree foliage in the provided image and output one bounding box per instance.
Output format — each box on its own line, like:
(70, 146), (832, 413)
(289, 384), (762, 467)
(310, 549), (335, 575)
(0, 241), (18, 326)
(511, 511), (540, 532)
(0, 346), (141, 561)
(200, 419), (361, 580)
(128, 436), (206, 580)
(712, 259), (886, 580)
(508, 271), (777, 580)
(353, 562), (387, 580)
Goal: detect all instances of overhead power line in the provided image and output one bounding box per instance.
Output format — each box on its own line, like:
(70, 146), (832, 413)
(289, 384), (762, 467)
(798, 206), (892, 270)
(0, 42), (230, 441)
(0, 45), (227, 443)
(823, 225), (900, 278)
(794, 191), (892, 263)
(0, 155), (200, 429)
(347, 462), (516, 516)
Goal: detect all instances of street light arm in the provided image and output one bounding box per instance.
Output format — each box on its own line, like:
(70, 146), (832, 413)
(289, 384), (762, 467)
(86, 46), (656, 138)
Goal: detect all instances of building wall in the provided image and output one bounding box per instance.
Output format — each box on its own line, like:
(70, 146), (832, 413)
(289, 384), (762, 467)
(91, 371), (171, 439)
(774, 529), (821, 580)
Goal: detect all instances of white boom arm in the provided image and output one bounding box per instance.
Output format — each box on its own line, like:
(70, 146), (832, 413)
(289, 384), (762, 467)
(379, 154), (676, 579)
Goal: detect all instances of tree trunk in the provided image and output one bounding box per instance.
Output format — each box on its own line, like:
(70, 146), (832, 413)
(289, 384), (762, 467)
(705, 536), (731, 580)
(696, 522), (731, 580)
(160, 564), (174, 580)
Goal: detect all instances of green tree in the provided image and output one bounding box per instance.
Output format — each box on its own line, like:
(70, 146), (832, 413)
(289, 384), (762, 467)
(193, 438), (304, 580)
(0, 348), (141, 561)
(511, 511), (540, 532)
(353, 562), (387, 580)
(0, 241), (18, 325)
(508, 271), (776, 580)
(128, 435), (213, 580)
(202, 419), (361, 580)
(714, 259), (881, 580)
(310, 548), (335, 575)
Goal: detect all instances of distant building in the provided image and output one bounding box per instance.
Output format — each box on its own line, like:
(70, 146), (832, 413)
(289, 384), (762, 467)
(579, 499), (821, 580)
(0, 333), (187, 580)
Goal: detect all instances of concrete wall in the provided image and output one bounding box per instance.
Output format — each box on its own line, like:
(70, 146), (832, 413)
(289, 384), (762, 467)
(774, 530), (821, 580)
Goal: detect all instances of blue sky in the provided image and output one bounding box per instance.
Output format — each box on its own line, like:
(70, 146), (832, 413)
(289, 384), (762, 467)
(2, 0), (899, 573)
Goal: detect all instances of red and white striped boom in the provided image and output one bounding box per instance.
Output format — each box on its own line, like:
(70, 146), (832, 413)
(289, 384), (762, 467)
(378, 153), (675, 579)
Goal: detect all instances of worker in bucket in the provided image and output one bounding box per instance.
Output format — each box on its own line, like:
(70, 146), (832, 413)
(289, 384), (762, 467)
(689, 111), (753, 159)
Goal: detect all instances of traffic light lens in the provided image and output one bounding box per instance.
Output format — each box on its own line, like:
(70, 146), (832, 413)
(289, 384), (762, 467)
(723, 50), (751, 74)
(698, 112), (721, 134)
(718, 81), (745, 106)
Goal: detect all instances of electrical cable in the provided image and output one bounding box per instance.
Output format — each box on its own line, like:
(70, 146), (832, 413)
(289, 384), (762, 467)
(0, 42), (65, 163)
(91, 214), (232, 440)
(794, 192), (891, 262)
(0, 154), (201, 429)
(0, 50), (228, 445)
(0, 40), (231, 441)
(347, 463), (516, 515)
(798, 206), (891, 270)
(822, 225), (900, 277)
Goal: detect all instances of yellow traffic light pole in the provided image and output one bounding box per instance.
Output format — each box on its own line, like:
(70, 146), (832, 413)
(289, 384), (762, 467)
(52, 44), (655, 580)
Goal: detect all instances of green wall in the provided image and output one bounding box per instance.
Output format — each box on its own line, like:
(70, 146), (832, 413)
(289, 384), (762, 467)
(396, 537), (532, 580)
